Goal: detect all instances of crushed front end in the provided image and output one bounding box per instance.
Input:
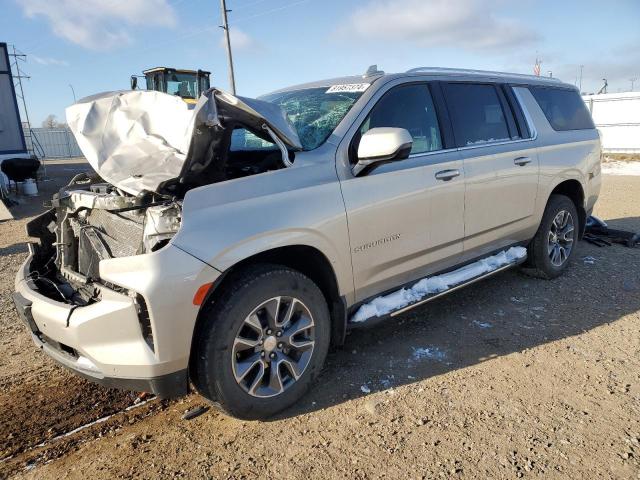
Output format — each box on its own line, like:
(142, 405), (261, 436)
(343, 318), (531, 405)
(13, 86), (296, 397)
(30, 174), (182, 306)
(13, 174), (219, 397)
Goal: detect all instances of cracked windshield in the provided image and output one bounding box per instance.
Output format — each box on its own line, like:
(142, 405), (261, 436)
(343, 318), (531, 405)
(261, 87), (364, 150)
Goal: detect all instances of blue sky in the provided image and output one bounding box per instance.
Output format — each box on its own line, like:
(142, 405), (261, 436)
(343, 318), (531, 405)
(2, 0), (639, 126)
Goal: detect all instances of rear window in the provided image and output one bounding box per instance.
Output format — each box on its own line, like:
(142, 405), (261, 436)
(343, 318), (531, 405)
(443, 83), (511, 147)
(529, 86), (594, 131)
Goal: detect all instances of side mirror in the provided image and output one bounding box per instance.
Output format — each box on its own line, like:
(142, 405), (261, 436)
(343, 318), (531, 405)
(130, 76), (138, 90)
(353, 127), (413, 176)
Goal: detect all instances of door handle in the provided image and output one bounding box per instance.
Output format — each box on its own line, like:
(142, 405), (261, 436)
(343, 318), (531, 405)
(514, 156), (532, 166)
(435, 169), (460, 181)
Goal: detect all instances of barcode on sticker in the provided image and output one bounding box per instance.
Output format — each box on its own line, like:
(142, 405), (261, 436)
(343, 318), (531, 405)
(325, 83), (370, 93)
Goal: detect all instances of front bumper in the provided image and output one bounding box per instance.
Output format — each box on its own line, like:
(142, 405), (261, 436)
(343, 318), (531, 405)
(13, 244), (220, 397)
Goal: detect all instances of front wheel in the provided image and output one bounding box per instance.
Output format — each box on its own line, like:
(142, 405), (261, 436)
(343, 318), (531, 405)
(526, 194), (579, 279)
(193, 265), (330, 419)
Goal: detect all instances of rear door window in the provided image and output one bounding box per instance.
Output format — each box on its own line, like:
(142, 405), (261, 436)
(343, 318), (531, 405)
(359, 83), (443, 155)
(529, 86), (594, 131)
(443, 83), (512, 147)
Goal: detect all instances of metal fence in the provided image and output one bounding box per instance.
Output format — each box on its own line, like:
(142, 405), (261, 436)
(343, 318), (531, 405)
(26, 128), (83, 158)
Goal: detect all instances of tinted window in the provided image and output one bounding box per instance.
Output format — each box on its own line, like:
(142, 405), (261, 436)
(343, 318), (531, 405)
(444, 83), (511, 147)
(529, 86), (594, 131)
(360, 84), (442, 155)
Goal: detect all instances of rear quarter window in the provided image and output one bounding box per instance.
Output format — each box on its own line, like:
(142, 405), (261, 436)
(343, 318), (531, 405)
(529, 86), (594, 131)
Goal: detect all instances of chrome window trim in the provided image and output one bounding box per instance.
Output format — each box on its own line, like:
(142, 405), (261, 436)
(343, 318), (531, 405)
(456, 136), (536, 152)
(408, 147), (458, 159)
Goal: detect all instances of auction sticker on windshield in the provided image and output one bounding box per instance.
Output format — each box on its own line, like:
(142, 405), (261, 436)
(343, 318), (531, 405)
(326, 83), (370, 93)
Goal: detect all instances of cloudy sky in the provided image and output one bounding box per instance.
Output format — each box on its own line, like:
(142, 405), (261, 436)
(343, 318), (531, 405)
(3, 0), (639, 125)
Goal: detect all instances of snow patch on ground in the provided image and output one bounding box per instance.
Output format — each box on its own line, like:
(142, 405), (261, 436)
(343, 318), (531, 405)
(412, 346), (447, 362)
(352, 246), (527, 322)
(472, 320), (492, 329)
(380, 376), (394, 389)
(602, 161), (640, 176)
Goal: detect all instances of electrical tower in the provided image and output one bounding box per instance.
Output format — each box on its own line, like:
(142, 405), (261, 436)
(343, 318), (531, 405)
(8, 45), (46, 175)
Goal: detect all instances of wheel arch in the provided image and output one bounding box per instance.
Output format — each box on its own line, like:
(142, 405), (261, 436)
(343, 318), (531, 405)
(188, 245), (348, 380)
(548, 179), (587, 238)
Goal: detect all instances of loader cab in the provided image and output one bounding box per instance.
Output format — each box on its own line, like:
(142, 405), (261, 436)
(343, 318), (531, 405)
(131, 67), (211, 104)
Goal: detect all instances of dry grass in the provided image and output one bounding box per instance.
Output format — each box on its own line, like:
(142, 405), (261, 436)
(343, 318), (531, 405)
(603, 153), (640, 162)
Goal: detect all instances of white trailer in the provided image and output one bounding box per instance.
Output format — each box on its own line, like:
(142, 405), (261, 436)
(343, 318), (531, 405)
(583, 92), (640, 153)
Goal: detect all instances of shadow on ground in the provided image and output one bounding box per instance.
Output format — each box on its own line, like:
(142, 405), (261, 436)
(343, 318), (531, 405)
(278, 215), (640, 419)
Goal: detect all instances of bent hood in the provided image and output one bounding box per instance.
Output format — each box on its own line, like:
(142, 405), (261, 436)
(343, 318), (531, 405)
(66, 88), (301, 195)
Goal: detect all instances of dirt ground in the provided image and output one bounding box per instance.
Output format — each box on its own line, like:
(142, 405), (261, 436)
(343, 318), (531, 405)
(1, 159), (639, 479)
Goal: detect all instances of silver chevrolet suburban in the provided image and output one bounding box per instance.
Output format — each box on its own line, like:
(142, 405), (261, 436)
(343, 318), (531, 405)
(13, 67), (601, 419)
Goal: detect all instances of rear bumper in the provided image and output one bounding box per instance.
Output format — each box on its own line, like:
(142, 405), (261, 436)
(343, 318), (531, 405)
(13, 244), (220, 397)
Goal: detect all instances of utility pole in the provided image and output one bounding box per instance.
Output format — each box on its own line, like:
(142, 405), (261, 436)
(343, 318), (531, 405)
(219, 0), (236, 94)
(631, 78), (637, 92)
(579, 65), (584, 93)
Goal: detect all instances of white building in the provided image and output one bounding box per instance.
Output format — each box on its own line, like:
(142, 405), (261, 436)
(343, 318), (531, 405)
(583, 92), (640, 153)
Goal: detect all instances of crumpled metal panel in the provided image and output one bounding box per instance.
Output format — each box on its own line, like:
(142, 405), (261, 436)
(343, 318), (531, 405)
(66, 89), (301, 195)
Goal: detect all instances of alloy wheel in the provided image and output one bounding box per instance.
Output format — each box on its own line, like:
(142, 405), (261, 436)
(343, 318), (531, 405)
(231, 296), (315, 398)
(547, 210), (575, 267)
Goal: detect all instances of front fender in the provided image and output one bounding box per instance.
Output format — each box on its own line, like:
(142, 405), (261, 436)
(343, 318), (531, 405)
(171, 160), (354, 301)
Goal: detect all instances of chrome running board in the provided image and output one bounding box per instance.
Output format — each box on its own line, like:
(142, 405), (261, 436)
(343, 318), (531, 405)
(348, 254), (527, 327)
(390, 261), (519, 317)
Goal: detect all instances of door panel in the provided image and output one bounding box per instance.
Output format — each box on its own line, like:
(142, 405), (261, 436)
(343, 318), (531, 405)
(338, 82), (466, 302)
(341, 151), (464, 302)
(441, 82), (540, 253)
(462, 143), (539, 250)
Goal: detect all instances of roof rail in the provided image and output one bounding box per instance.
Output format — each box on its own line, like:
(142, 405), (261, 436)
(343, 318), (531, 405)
(406, 66), (562, 83)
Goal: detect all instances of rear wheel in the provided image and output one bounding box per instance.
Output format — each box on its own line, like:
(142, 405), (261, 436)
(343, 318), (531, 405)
(526, 194), (578, 279)
(193, 265), (330, 419)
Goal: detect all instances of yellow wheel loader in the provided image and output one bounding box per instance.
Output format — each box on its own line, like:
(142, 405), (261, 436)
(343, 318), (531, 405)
(131, 67), (211, 104)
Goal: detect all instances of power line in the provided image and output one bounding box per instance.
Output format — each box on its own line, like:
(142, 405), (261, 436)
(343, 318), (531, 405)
(232, 0), (270, 11)
(233, 0), (311, 23)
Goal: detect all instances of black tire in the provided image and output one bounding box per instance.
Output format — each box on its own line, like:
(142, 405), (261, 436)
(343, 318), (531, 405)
(192, 264), (330, 420)
(526, 194), (579, 279)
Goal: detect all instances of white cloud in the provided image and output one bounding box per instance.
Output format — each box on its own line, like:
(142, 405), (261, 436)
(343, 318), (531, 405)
(340, 0), (539, 51)
(18, 0), (177, 50)
(219, 28), (255, 51)
(31, 55), (69, 66)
